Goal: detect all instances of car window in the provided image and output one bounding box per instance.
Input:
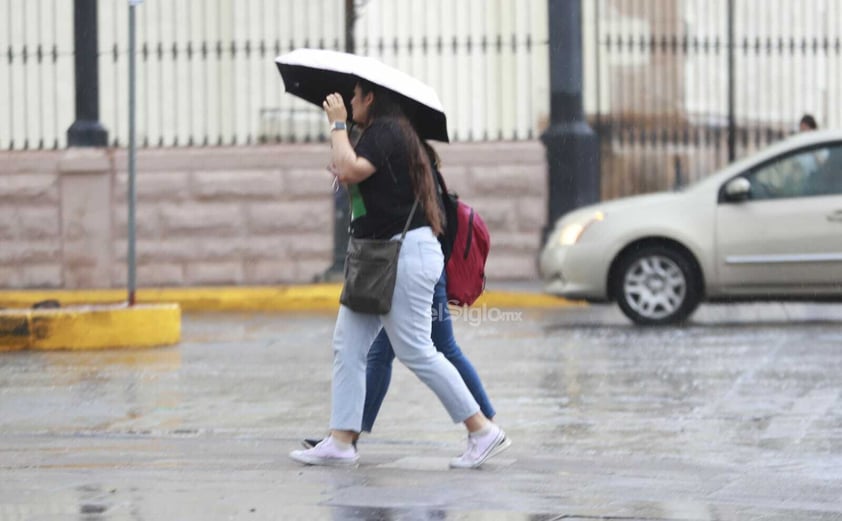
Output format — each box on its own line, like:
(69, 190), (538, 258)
(747, 144), (842, 200)
(810, 145), (842, 196)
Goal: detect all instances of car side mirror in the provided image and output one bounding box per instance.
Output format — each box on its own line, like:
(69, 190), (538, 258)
(724, 177), (751, 201)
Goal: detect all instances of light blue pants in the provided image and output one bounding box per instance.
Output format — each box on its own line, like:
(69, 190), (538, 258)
(330, 226), (480, 432)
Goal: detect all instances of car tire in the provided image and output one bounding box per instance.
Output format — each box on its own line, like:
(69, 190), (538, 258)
(612, 245), (701, 326)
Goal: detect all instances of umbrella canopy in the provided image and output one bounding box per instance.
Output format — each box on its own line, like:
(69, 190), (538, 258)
(275, 48), (449, 142)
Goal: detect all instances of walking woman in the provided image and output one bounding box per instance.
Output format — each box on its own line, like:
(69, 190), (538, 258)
(301, 143), (497, 442)
(289, 80), (509, 469)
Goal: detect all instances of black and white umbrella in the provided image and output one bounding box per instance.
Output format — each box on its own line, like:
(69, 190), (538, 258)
(275, 48), (449, 142)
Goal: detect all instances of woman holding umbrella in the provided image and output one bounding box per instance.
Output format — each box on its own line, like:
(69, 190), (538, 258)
(300, 140), (498, 451)
(289, 79), (509, 469)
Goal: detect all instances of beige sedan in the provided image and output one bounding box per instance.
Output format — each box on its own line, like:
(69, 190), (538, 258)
(539, 129), (842, 325)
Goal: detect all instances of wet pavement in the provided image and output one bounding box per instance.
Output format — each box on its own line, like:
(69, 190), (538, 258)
(1, 303), (842, 520)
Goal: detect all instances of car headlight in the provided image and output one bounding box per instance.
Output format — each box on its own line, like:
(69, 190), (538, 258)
(557, 211), (604, 246)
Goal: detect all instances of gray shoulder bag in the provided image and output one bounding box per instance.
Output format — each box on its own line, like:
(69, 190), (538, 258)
(339, 199), (419, 314)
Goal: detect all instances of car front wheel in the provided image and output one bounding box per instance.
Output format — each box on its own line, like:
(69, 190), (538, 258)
(612, 245), (701, 326)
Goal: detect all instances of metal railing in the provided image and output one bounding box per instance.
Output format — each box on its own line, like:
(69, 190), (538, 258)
(1, 0), (547, 150)
(4, 0), (842, 202)
(587, 0), (842, 198)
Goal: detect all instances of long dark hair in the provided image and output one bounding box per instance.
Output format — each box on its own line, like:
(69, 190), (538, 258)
(357, 80), (443, 236)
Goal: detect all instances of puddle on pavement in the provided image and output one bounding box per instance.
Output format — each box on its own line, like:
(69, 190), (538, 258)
(326, 508), (563, 521)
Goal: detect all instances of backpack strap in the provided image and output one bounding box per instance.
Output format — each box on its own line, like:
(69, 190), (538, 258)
(432, 168), (459, 262)
(434, 168), (450, 197)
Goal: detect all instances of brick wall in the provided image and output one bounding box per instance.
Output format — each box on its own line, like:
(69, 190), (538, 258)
(0, 142), (547, 289)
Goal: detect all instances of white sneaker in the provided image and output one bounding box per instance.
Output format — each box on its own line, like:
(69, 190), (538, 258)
(449, 425), (512, 469)
(289, 436), (359, 467)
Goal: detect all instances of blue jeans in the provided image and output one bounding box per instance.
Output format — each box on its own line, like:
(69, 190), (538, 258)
(362, 269), (496, 432)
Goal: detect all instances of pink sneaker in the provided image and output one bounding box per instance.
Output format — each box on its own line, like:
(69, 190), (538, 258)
(449, 425), (512, 469)
(289, 436), (359, 467)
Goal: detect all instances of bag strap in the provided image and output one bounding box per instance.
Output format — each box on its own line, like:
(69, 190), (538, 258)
(399, 198), (420, 241)
(434, 168), (450, 196)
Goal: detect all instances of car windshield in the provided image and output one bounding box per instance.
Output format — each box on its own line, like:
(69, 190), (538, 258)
(677, 152), (759, 192)
(680, 137), (839, 194)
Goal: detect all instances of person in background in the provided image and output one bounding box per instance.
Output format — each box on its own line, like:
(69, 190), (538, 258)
(360, 142), (497, 435)
(799, 114), (818, 132)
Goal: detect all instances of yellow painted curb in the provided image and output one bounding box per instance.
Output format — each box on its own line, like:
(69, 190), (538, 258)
(475, 290), (584, 309)
(0, 285), (579, 313)
(0, 304), (181, 352)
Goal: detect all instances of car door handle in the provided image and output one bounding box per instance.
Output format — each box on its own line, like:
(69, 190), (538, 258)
(828, 210), (842, 223)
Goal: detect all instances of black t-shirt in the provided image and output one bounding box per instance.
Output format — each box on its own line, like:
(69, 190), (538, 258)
(350, 118), (429, 239)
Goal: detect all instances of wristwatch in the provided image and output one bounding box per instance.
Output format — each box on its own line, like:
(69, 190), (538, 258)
(330, 121), (347, 132)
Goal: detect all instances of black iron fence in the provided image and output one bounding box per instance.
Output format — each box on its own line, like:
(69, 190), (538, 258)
(1, 0), (544, 150)
(589, 0), (842, 198)
(3, 0), (842, 199)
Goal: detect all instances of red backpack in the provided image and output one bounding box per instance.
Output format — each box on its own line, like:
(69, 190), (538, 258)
(436, 171), (490, 306)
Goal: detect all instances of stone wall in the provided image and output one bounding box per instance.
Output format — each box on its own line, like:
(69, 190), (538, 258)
(0, 142), (547, 289)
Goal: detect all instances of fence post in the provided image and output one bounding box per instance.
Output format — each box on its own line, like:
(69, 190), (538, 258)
(67, 0), (108, 147)
(541, 0), (600, 238)
(674, 155), (683, 190)
(127, 0), (143, 305)
(726, 0), (736, 162)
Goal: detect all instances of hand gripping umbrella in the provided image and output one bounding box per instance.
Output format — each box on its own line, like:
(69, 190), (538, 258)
(275, 48), (449, 142)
